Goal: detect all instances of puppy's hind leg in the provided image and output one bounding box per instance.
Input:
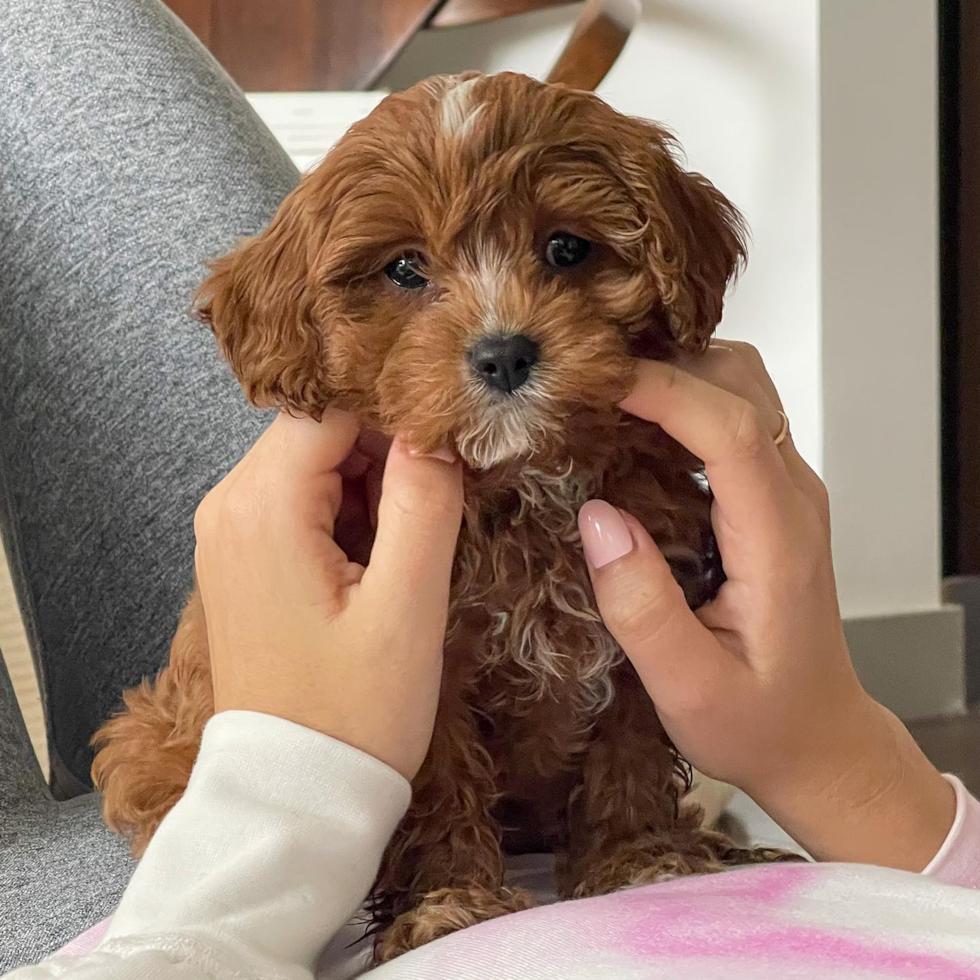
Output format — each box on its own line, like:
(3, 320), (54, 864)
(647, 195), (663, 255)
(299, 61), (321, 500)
(91, 589), (213, 856)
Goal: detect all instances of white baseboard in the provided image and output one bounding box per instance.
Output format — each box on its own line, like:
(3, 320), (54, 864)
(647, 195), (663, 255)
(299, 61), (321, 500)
(845, 605), (965, 722)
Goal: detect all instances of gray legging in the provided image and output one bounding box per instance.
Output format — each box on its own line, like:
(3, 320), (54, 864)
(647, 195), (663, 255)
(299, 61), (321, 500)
(0, 0), (298, 965)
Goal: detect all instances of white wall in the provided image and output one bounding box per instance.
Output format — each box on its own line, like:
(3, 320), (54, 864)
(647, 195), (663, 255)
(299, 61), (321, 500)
(820, 0), (941, 619)
(383, 0), (941, 620)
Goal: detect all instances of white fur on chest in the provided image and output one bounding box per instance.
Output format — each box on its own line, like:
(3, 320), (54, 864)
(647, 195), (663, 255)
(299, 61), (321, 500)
(459, 465), (624, 720)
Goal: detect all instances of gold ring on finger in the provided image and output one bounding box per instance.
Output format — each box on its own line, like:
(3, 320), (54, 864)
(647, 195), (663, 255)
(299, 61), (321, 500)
(773, 410), (790, 447)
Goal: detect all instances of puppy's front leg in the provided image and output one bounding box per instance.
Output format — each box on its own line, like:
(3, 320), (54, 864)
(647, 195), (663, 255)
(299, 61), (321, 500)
(372, 693), (531, 962)
(558, 666), (788, 898)
(559, 668), (798, 897)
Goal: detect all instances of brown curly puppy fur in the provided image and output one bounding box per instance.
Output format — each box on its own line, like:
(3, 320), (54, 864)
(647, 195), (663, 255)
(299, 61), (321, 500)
(92, 72), (786, 962)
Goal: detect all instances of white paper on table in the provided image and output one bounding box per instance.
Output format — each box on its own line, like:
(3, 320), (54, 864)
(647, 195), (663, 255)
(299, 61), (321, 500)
(246, 91), (389, 174)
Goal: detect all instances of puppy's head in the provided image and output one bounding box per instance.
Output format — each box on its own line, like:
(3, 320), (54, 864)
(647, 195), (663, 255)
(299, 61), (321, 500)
(197, 73), (745, 471)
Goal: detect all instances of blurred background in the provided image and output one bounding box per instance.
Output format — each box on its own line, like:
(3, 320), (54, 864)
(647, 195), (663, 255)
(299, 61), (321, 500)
(1, 0), (977, 784)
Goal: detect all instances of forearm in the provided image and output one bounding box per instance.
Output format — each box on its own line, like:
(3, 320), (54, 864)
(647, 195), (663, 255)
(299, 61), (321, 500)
(5, 711), (410, 980)
(751, 699), (956, 873)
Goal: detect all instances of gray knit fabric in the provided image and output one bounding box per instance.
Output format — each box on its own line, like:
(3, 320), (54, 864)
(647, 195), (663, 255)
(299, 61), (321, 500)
(0, 658), (134, 968)
(0, 0), (298, 966)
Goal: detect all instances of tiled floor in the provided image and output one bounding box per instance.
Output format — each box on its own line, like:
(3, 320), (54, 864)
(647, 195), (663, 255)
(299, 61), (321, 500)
(909, 704), (980, 795)
(0, 544), (47, 776)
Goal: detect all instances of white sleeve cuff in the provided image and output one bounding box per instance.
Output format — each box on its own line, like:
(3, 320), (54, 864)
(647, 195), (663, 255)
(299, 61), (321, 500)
(103, 710), (411, 974)
(921, 774), (980, 888)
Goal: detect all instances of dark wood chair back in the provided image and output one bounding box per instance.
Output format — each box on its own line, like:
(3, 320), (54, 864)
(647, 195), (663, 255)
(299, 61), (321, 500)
(162, 0), (638, 93)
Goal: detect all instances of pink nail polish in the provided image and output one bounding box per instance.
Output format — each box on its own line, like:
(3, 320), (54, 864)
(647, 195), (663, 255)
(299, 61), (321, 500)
(578, 500), (634, 568)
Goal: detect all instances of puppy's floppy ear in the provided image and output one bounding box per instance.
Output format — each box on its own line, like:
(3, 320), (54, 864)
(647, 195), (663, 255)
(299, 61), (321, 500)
(194, 188), (331, 417)
(641, 125), (747, 352)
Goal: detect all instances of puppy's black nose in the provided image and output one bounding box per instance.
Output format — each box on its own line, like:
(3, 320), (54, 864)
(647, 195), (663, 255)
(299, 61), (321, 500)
(467, 334), (540, 394)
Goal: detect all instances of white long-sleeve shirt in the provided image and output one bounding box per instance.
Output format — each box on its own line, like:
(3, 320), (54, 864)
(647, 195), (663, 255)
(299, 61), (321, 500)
(7, 711), (980, 980)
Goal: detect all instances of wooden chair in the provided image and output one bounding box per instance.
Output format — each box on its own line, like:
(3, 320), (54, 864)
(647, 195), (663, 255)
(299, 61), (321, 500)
(162, 0), (639, 93)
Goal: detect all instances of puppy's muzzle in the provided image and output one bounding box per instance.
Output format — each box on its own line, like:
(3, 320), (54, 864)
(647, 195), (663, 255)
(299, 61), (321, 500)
(467, 334), (540, 395)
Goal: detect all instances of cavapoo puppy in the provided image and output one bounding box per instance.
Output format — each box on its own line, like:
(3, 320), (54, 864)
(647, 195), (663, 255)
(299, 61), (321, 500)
(92, 71), (783, 961)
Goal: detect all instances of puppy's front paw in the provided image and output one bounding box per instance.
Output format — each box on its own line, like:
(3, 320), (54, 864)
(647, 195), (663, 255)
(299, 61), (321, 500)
(571, 841), (724, 898)
(374, 885), (533, 962)
(569, 830), (804, 899)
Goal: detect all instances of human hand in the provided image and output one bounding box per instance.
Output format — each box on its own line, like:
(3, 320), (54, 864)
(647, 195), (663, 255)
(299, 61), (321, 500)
(578, 342), (954, 869)
(193, 410), (463, 781)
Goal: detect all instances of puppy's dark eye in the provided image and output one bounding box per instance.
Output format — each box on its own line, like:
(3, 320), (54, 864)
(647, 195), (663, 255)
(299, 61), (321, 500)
(384, 254), (429, 290)
(545, 232), (591, 269)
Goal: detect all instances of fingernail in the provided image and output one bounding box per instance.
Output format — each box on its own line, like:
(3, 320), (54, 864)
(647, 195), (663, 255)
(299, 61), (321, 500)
(402, 439), (457, 464)
(578, 500), (634, 569)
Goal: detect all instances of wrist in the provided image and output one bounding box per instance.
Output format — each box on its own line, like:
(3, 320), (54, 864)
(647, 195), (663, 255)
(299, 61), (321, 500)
(737, 688), (881, 810)
(749, 696), (956, 870)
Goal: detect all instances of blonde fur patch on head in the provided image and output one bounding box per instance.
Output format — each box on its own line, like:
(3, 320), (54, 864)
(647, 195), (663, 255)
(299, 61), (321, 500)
(440, 75), (485, 138)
